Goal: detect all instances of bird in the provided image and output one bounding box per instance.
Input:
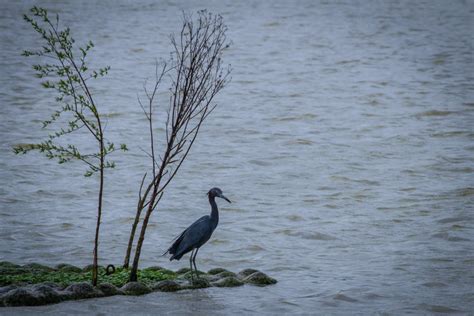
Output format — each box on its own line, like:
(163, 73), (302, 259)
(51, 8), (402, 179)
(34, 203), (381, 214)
(163, 187), (231, 281)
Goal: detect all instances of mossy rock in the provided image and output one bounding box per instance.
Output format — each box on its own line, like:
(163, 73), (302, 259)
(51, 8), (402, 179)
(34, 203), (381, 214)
(120, 282), (152, 296)
(207, 267), (229, 275)
(0, 265), (28, 276)
(237, 268), (259, 279)
(97, 283), (122, 296)
(152, 280), (181, 292)
(0, 262), (28, 277)
(185, 278), (210, 289)
(175, 267), (192, 275)
(216, 271), (236, 278)
(82, 264), (105, 272)
(178, 270), (206, 280)
(243, 272), (277, 286)
(143, 266), (164, 272)
(211, 277), (244, 288)
(0, 263), (278, 306)
(56, 264), (82, 273)
(0, 262), (21, 269)
(143, 266), (174, 275)
(22, 263), (55, 272)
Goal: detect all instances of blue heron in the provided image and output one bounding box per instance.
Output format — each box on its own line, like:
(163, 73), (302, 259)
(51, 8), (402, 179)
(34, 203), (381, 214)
(164, 187), (231, 280)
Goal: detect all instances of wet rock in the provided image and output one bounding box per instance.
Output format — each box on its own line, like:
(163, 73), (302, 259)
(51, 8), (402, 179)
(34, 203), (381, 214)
(98, 283), (122, 296)
(152, 280), (182, 292)
(0, 285), (17, 295)
(40, 282), (63, 290)
(30, 284), (62, 304)
(211, 277), (244, 288)
(237, 268), (259, 279)
(56, 264), (82, 273)
(2, 288), (40, 306)
(120, 282), (152, 296)
(207, 267), (229, 275)
(243, 272), (277, 286)
(64, 282), (103, 299)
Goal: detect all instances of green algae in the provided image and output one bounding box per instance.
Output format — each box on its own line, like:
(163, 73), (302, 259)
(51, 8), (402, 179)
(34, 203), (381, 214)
(0, 263), (176, 288)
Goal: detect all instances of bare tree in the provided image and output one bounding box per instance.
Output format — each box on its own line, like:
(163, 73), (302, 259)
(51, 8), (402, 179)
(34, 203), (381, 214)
(125, 11), (231, 281)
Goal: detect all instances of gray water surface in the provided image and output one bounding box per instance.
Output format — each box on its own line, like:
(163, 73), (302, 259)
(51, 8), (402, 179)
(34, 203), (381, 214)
(1, 0), (473, 315)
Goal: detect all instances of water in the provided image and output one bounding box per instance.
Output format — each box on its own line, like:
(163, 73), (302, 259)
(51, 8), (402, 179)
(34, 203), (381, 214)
(1, 0), (473, 314)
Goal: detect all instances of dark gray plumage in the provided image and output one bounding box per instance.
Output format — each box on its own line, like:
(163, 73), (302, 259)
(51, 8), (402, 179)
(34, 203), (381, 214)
(164, 187), (231, 280)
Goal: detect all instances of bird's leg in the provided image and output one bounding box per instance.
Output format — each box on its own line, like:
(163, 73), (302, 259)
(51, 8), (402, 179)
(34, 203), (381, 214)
(192, 248), (200, 279)
(189, 249), (195, 282)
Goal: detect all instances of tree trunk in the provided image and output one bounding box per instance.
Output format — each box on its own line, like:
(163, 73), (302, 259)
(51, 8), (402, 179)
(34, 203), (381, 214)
(123, 207), (141, 269)
(92, 137), (105, 286)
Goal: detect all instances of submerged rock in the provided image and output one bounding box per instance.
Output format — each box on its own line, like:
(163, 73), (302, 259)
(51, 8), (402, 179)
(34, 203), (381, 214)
(243, 271), (277, 286)
(211, 277), (244, 288)
(152, 280), (181, 292)
(120, 282), (152, 296)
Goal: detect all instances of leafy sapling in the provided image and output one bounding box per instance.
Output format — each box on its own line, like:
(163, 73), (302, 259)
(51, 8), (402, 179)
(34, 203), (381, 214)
(14, 6), (127, 286)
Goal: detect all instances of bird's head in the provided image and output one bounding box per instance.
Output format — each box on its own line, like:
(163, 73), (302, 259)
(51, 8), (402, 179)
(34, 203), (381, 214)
(208, 187), (231, 203)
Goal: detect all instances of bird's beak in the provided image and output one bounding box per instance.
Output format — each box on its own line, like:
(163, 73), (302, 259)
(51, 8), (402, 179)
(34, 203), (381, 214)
(220, 194), (231, 203)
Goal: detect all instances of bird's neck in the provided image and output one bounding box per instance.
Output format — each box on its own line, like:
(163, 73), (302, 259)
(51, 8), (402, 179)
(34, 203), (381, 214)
(209, 195), (219, 227)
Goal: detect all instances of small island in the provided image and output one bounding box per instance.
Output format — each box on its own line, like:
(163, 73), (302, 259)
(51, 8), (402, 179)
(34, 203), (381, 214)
(0, 262), (277, 307)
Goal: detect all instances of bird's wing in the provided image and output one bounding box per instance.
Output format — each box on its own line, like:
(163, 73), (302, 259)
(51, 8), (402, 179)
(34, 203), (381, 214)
(164, 216), (208, 256)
